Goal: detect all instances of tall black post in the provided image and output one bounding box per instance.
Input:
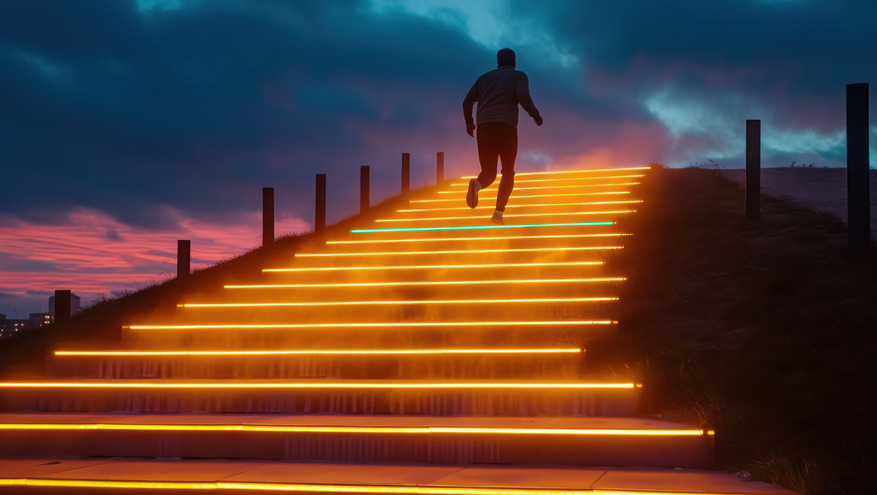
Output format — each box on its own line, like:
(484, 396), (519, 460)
(436, 152), (444, 184)
(847, 83), (871, 252)
(315, 174), (326, 232)
(54, 289), (71, 324)
(746, 119), (761, 220)
(262, 187), (274, 247)
(360, 165), (370, 214)
(177, 240), (190, 278)
(402, 153), (410, 196)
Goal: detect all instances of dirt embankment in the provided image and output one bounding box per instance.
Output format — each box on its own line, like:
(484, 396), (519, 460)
(593, 166), (876, 495)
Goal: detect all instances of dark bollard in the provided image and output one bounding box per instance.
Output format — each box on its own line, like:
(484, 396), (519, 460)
(847, 83), (871, 252)
(402, 153), (410, 196)
(315, 174), (326, 232)
(177, 240), (190, 278)
(262, 187), (274, 247)
(436, 152), (445, 184)
(361, 165), (370, 214)
(746, 119), (761, 220)
(54, 290), (71, 324)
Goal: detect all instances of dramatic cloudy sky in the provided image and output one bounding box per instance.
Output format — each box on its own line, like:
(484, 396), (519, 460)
(1, 0), (875, 317)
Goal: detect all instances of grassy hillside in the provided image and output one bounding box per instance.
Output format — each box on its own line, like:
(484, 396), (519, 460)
(593, 166), (876, 494)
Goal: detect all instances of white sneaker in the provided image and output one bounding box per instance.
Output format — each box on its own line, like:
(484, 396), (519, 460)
(466, 179), (480, 209)
(491, 210), (503, 224)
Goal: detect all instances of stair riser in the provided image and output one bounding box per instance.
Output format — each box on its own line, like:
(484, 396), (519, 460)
(161, 304), (616, 325)
(122, 326), (612, 349)
(0, 430), (712, 468)
(47, 355), (584, 379)
(1, 389), (637, 416)
(260, 262), (612, 283)
(211, 285), (620, 303)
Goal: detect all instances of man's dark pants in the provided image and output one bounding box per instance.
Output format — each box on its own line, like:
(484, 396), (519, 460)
(475, 122), (517, 212)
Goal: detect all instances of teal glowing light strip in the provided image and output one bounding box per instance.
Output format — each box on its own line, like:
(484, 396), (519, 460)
(351, 221), (614, 234)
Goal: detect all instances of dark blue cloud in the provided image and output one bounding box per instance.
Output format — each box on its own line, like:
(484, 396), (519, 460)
(1, 0), (875, 236)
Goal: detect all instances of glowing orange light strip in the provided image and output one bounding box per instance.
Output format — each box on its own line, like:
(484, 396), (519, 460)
(326, 233), (628, 245)
(397, 201), (642, 213)
(451, 174), (645, 186)
(295, 246), (621, 258)
(437, 183), (640, 194)
(181, 297), (618, 309)
(461, 166), (651, 178)
(0, 423), (708, 437)
(374, 210), (635, 223)
(55, 348), (582, 357)
(226, 277), (627, 290)
(409, 191), (630, 204)
(0, 381), (634, 389)
(0, 478), (725, 495)
(127, 321), (616, 330)
(263, 261), (603, 273)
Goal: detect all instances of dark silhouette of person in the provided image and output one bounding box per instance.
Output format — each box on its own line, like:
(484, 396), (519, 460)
(463, 48), (542, 224)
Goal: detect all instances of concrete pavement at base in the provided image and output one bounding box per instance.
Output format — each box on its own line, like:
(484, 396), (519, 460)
(0, 458), (798, 494)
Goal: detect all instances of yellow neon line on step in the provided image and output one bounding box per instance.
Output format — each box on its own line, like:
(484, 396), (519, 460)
(180, 297), (618, 309)
(397, 201), (642, 213)
(0, 381), (634, 389)
(0, 478), (726, 495)
(263, 261), (602, 273)
(295, 246), (621, 258)
(374, 210), (635, 223)
(462, 166), (651, 178)
(410, 191), (630, 204)
(451, 174), (645, 186)
(437, 183), (640, 194)
(54, 348), (583, 357)
(326, 233), (629, 245)
(0, 423), (708, 437)
(225, 277), (627, 289)
(126, 321), (616, 330)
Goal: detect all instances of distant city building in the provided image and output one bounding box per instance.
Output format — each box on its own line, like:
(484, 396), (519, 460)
(0, 315), (29, 339)
(49, 293), (81, 316)
(28, 312), (53, 328)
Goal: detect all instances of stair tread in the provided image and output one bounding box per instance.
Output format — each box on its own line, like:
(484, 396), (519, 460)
(0, 412), (697, 431)
(0, 458), (796, 494)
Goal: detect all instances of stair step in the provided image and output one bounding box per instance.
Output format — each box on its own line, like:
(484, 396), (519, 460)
(47, 348), (585, 379)
(0, 458), (797, 495)
(0, 413), (712, 468)
(0, 380), (639, 415)
(121, 323), (615, 350)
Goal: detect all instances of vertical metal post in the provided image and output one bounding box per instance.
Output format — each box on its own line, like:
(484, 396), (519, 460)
(360, 165), (370, 214)
(436, 152), (444, 184)
(177, 240), (190, 278)
(746, 119), (761, 220)
(847, 83), (871, 252)
(262, 187), (274, 246)
(53, 289), (71, 324)
(402, 153), (410, 196)
(315, 174), (326, 232)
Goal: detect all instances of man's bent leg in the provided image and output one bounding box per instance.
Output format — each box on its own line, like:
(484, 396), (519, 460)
(495, 125), (518, 212)
(476, 124), (502, 189)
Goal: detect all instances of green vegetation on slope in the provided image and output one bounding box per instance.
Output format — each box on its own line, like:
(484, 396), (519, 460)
(595, 167), (876, 495)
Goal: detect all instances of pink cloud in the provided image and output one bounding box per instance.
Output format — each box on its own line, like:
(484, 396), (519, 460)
(0, 208), (310, 310)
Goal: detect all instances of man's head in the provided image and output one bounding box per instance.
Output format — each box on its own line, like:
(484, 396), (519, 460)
(497, 48), (516, 68)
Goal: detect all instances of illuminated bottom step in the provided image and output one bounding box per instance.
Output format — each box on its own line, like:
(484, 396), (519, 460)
(48, 348), (585, 379)
(0, 413), (712, 468)
(0, 459), (798, 495)
(0, 380), (639, 416)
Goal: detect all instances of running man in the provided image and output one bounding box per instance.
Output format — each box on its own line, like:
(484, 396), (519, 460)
(463, 48), (543, 224)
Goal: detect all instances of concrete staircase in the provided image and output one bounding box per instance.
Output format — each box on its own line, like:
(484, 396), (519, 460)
(0, 167), (795, 494)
